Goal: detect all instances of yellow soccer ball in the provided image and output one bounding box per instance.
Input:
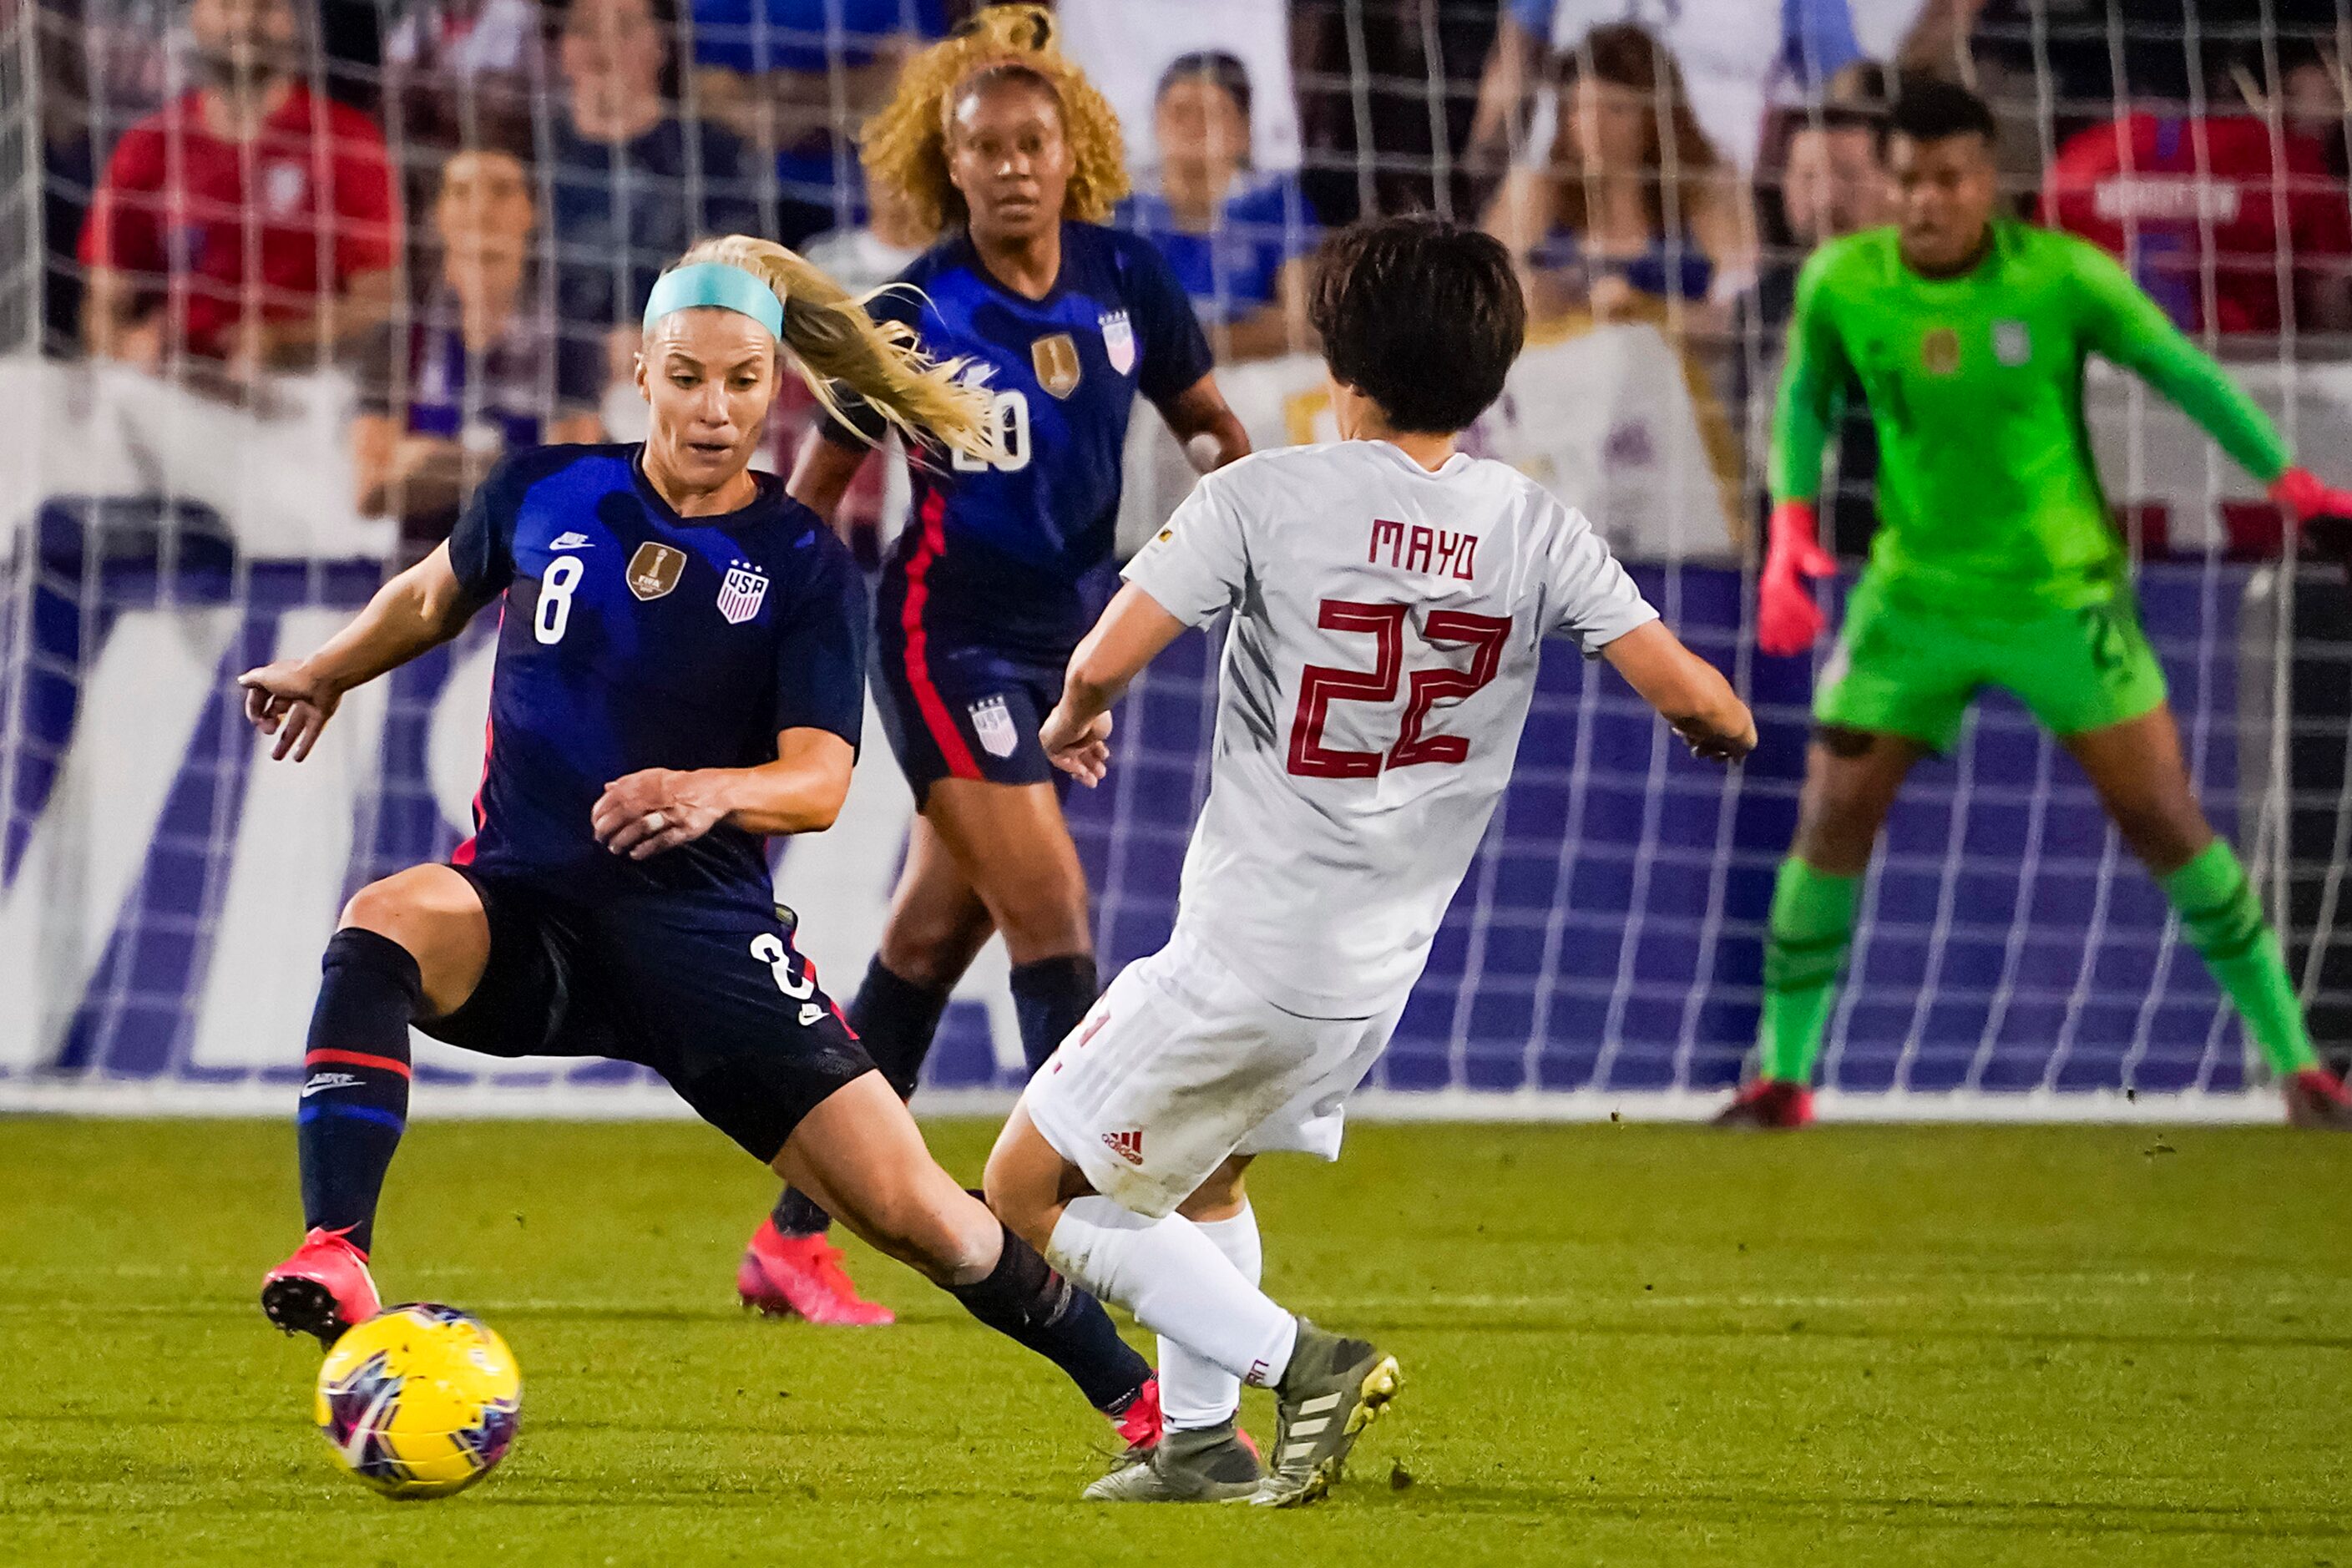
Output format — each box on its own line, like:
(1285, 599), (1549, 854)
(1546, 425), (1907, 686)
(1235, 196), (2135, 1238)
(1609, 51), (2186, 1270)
(314, 1303), (522, 1499)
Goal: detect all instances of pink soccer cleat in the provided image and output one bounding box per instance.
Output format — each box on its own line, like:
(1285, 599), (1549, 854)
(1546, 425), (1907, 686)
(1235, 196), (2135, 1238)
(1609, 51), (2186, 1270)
(1713, 1080), (1816, 1129)
(737, 1219), (896, 1325)
(261, 1227), (382, 1348)
(2284, 1067), (2352, 1130)
(1108, 1373), (1163, 1464)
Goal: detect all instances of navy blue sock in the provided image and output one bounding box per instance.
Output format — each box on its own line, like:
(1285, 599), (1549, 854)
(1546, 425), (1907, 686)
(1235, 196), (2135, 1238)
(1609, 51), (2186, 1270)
(849, 958), (955, 1098)
(771, 959), (954, 1239)
(297, 928), (419, 1257)
(1009, 953), (1098, 1076)
(947, 1221), (1151, 1415)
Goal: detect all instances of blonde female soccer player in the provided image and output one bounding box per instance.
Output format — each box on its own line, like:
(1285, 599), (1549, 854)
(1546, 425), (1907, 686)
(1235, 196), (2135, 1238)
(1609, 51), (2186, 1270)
(242, 235), (1165, 1460)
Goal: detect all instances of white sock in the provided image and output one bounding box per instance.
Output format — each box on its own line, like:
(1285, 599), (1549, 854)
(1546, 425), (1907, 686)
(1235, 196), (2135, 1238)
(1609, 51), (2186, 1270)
(1048, 1196), (1296, 1388)
(1160, 1203), (1262, 1429)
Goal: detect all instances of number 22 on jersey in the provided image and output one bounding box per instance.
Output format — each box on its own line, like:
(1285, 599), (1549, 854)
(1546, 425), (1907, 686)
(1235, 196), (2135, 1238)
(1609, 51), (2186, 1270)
(1287, 599), (1512, 777)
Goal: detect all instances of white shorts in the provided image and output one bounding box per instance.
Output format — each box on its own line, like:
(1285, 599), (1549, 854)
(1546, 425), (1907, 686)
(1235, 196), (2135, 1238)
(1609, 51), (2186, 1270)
(1023, 927), (1405, 1220)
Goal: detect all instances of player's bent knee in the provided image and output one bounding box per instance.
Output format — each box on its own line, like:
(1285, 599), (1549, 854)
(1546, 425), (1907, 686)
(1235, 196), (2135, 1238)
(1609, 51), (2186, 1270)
(1176, 1161), (1249, 1222)
(338, 878), (422, 938)
(1813, 723), (1879, 761)
(980, 1115), (1070, 1247)
(987, 884), (1092, 962)
(857, 1186), (997, 1284)
(876, 912), (992, 990)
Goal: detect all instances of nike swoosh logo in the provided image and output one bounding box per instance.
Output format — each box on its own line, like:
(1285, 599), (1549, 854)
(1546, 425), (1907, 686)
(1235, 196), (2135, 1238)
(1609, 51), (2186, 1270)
(549, 533), (593, 550)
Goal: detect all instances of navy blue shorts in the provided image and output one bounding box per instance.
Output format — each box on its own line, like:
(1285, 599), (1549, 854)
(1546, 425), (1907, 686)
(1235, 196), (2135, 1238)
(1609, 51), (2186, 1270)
(872, 583), (1069, 808)
(422, 868), (874, 1162)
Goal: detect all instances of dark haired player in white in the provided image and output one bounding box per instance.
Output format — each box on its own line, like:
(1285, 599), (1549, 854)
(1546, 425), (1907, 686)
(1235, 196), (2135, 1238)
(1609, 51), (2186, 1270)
(983, 216), (1756, 1505)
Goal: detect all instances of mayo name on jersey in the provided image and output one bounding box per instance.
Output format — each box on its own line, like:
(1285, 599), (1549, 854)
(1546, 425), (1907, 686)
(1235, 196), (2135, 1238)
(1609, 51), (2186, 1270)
(447, 443), (866, 912)
(1122, 441), (1659, 1018)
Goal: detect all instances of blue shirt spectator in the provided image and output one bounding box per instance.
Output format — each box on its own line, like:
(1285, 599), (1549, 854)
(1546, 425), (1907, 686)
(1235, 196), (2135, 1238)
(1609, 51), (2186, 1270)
(688, 0), (948, 244)
(1120, 175), (1318, 331)
(548, 115), (762, 333)
(1115, 52), (1319, 361)
(549, 0), (762, 367)
(353, 149), (604, 556)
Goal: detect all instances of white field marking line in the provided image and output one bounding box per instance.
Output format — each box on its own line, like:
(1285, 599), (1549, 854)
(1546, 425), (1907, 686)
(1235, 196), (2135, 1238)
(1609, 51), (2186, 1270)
(0, 1084), (2294, 1122)
(1282, 1288), (2274, 1313)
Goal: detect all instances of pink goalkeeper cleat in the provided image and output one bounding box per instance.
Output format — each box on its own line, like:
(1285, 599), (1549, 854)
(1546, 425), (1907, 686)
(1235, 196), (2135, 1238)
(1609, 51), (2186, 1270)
(261, 1227), (382, 1348)
(1713, 1079), (1816, 1129)
(2284, 1067), (2352, 1130)
(737, 1219), (896, 1325)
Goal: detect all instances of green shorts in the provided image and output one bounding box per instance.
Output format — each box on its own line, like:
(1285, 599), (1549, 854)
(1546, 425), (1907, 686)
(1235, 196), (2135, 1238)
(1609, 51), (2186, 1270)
(1814, 571), (2168, 752)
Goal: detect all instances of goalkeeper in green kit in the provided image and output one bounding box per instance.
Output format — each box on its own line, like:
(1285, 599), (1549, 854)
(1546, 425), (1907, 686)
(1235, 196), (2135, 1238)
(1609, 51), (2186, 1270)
(1719, 79), (2352, 1130)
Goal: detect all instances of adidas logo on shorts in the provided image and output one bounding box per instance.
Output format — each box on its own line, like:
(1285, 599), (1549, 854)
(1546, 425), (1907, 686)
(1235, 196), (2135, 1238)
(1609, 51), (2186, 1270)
(1101, 1129), (1145, 1166)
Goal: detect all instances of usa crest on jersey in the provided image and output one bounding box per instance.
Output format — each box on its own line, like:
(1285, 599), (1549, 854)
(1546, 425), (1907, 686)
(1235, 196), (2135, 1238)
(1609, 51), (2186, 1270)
(1100, 311), (1136, 376)
(969, 695), (1019, 758)
(1993, 319), (2031, 366)
(716, 561), (770, 625)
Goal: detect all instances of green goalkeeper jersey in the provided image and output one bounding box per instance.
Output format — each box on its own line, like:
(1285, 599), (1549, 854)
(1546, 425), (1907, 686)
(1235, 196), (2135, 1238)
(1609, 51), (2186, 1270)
(1772, 219), (2292, 610)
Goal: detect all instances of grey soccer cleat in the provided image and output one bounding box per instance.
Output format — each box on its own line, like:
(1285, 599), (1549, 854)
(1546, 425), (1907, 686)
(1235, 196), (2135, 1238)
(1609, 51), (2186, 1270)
(1084, 1420), (1262, 1503)
(1252, 1319), (1400, 1507)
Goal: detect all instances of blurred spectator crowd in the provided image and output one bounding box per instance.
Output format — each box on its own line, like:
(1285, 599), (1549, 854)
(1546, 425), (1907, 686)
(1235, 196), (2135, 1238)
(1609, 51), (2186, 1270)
(25, 0), (2352, 555)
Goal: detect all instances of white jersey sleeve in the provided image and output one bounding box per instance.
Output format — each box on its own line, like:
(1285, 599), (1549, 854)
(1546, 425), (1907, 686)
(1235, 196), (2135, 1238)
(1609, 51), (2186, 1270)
(1541, 497), (1660, 653)
(1121, 477), (1247, 626)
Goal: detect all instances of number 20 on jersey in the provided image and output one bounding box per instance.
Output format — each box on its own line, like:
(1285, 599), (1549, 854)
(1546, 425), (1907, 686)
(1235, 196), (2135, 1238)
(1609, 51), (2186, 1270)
(953, 391), (1032, 474)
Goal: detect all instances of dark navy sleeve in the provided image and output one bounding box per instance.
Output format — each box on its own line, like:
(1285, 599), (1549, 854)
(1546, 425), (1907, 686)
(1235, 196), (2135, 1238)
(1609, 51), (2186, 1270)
(772, 524), (869, 753)
(817, 276), (923, 450)
(1118, 231), (1216, 406)
(448, 451), (535, 599)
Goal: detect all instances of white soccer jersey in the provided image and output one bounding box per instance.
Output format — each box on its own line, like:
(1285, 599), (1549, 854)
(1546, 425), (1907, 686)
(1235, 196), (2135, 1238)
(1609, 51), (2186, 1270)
(1121, 439), (1659, 1019)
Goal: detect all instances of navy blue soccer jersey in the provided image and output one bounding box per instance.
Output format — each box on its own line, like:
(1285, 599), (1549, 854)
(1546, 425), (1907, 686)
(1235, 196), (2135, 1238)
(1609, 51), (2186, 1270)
(446, 443), (867, 914)
(824, 221), (1215, 655)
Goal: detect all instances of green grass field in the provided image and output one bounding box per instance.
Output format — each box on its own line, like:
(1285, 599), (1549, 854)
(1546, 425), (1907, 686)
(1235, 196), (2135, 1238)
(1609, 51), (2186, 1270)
(2, 1117), (2348, 1565)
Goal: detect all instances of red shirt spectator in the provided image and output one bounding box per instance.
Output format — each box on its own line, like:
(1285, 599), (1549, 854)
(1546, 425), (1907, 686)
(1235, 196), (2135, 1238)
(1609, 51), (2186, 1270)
(80, 83), (399, 364)
(2042, 111), (2352, 336)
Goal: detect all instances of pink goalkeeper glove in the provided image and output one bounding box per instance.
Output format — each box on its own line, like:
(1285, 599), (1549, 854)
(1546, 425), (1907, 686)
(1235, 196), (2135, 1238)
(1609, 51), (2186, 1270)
(2271, 468), (2352, 561)
(1758, 500), (1835, 657)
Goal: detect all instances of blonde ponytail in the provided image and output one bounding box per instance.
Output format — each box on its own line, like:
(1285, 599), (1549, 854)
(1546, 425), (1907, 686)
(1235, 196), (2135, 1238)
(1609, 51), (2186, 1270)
(676, 235), (995, 463)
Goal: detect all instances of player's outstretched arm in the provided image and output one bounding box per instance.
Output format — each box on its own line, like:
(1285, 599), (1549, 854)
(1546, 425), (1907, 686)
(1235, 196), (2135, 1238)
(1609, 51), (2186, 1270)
(592, 729), (855, 860)
(2069, 238), (2290, 484)
(2071, 241), (2352, 550)
(236, 543), (483, 763)
(1601, 622), (1757, 763)
(1039, 584), (1190, 787)
(1156, 373), (1252, 476)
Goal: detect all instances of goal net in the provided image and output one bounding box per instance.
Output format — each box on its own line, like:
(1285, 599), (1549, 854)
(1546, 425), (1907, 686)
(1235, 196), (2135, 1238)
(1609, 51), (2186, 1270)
(5, 0), (2350, 1119)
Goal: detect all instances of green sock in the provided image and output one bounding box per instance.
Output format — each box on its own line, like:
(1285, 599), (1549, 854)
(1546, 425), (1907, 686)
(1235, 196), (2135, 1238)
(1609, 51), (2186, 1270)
(1758, 857), (1859, 1085)
(2159, 841), (2318, 1075)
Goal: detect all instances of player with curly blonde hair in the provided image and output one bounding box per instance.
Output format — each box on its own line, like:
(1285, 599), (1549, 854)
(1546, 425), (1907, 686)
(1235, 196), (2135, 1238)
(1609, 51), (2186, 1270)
(737, 7), (1252, 1372)
(859, 3), (1130, 240)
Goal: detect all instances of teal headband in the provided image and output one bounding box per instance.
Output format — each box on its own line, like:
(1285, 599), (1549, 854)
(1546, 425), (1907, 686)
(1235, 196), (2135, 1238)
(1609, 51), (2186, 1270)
(642, 262), (785, 339)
